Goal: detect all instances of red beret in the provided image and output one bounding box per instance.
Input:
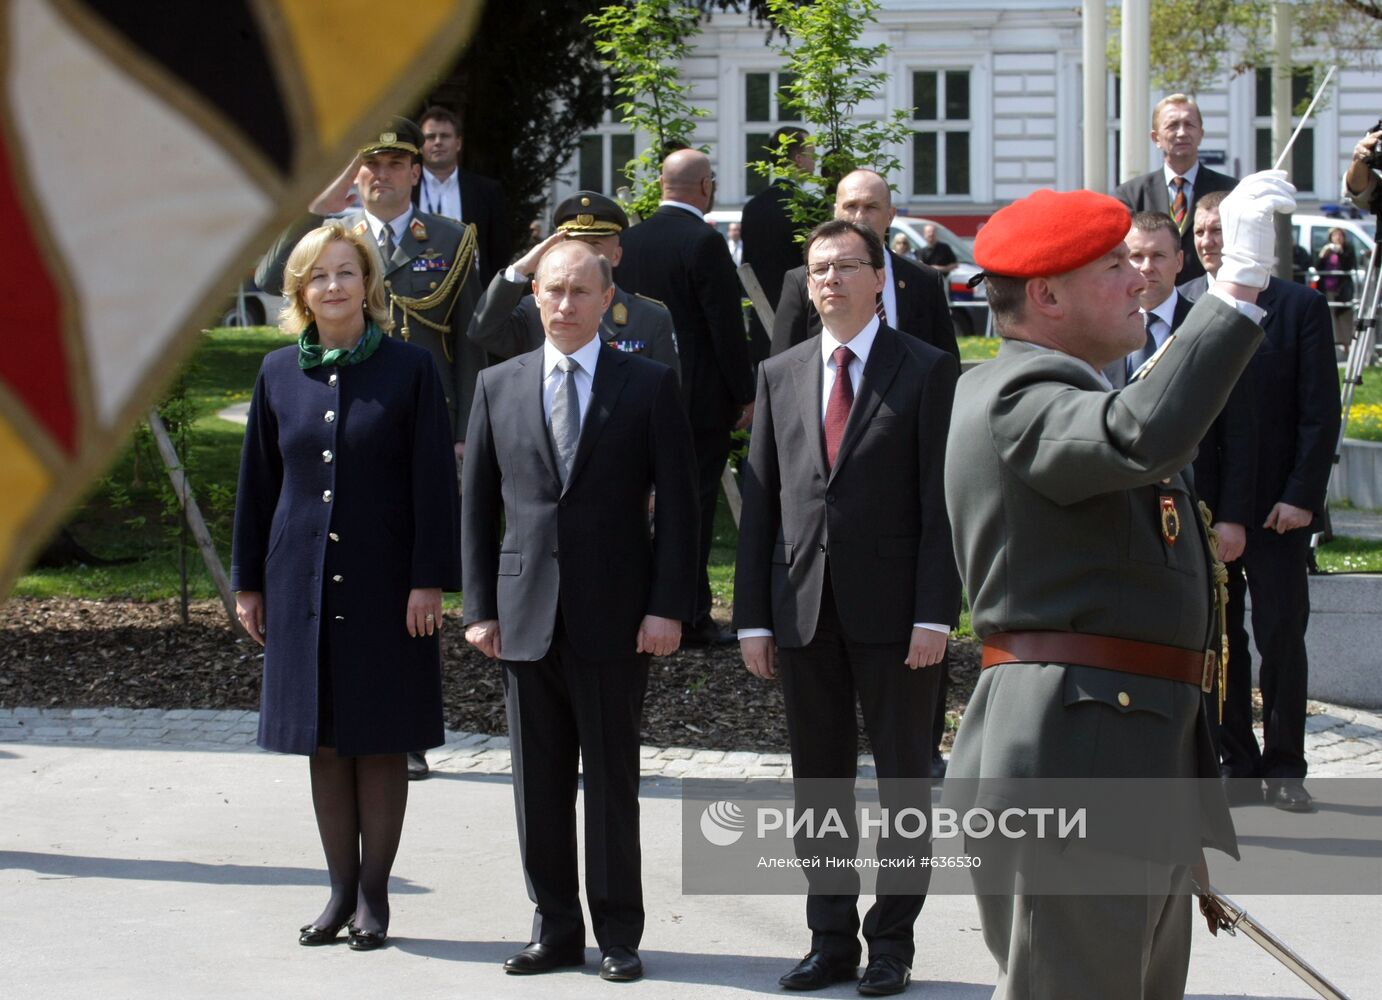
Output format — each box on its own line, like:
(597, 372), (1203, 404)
(974, 189), (1131, 278)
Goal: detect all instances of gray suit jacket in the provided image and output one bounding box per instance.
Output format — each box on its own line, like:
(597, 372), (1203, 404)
(467, 269), (681, 380)
(943, 294), (1264, 860)
(733, 324), (960, 646)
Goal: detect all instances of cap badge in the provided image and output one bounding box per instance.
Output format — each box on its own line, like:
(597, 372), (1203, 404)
(381, 131), (396, 143)
(580, 196), (591, 206)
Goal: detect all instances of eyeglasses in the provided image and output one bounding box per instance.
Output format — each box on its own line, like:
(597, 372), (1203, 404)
(806, 257), (874, 279)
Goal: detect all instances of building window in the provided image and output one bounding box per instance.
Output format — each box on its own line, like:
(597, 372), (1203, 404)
(912, 69), (971, 197)
(1254, 67), (1314, 194)
(744, 70), (799, 198)
(577, 79), (635, 196)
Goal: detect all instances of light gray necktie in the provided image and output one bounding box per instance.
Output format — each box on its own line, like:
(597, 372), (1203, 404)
(378, 223), (395, 262)
(549, 356), (581, 484)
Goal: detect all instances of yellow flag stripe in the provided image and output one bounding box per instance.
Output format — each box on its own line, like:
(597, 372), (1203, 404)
(0, 416), (52, 573)
(275, 0), (462, 147)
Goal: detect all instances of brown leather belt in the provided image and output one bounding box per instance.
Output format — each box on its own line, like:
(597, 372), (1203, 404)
(981, 631), (1216, 691)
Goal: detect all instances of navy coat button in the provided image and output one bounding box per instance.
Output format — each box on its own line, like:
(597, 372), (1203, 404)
(322, 450), (334, 463)
(329, 532), (340, 542)
(334, 615), (345, 621)
(322, 490), (333, 502)
(332, 574), (343, 583)
(324, 410), (336, 422)
(328, 373), (338, 386)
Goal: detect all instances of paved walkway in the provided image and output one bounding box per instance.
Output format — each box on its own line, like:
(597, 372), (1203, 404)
(3, 702), (1381, 777)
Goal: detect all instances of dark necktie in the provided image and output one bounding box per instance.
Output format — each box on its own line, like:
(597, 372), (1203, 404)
(824, 345), (854, 469)
(549, 356), (581, 484)
(1171, 176), (1188, 232)
(1128, 313), (1158, 380)
(378, 223), (396, 262)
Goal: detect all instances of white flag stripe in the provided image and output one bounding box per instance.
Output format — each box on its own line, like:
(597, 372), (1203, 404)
(9, 0), (271, 428)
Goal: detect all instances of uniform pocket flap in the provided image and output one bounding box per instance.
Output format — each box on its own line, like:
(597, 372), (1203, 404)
(498, 552), (523, 576)
(771, 542), (794, 565)
(1061, 666), (1173, 719)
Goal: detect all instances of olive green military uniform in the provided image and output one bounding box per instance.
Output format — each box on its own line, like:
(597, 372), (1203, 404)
(943, 293), (1259, 999)
(466, 269), (680, 378)
(256, 210), (484, 441)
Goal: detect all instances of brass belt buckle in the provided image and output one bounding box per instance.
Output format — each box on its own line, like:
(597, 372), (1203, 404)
(1201, 650), (1217, 694)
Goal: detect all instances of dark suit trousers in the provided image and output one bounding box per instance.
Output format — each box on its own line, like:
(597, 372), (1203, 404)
(1218, 528), (1312, 781)
(776, 572), (939, 965)
(691, 428), (732, 626)
(503, 619), (649, 951)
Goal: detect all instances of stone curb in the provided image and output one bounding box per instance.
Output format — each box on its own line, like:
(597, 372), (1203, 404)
(2, 704), (1380, 779)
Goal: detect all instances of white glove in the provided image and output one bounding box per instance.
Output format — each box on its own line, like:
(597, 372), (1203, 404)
(1216, 169), (1297, 289)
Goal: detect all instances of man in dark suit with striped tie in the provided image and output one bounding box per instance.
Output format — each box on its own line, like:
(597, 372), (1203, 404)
(1114, 93), (1237, 284)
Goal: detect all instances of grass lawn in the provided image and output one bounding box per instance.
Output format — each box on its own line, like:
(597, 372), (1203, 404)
(1315, 535), (1382, 573)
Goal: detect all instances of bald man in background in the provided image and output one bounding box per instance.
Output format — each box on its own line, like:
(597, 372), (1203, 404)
(615, 148), (756, 646)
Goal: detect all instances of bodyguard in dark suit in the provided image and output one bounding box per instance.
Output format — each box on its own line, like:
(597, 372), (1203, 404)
(462, 242), (698, 983)
(742, 126), (817, 350)
(468, 191), (680, 378)
(771, 169), (957, 364)
(736, 220), (960, 996)
(1113, 93), (1237, 284)
(1180, 191), (1340, 812)
(414, 105), (511, 285)
(614, 148), (756, 644)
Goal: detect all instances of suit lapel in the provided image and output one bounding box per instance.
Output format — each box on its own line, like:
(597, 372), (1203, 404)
(792, 343), (830, 485)
(566, 348), (632, 493)
(830, 326), (903, 482)
(517, 349), (562, 487)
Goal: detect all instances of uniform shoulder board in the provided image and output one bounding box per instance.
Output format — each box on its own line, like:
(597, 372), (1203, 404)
(633, 292), (668, 309)
(352, 219), (368, 236)
(410, 217), (428, 241)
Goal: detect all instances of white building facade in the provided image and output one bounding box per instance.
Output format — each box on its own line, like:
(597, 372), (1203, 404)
(561, 0), (1382, 236)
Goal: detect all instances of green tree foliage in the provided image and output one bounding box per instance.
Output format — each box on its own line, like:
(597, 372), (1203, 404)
(587, 0), (709, 220)
(758, 0), (913, 231)
(1107, 0), (1382, 95)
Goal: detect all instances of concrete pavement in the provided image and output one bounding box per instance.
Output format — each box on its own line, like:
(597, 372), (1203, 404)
(2, 707), (1379, 999)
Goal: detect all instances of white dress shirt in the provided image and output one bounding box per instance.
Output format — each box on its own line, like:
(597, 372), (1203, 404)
(659, 199), (705, 220)
(364, 207), (413, 255)
(541, 336), (602, 426)
(738, 314), (947, 641)
(419, 168), (463, 222)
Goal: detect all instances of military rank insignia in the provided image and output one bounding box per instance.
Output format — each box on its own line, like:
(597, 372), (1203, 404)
(1160, 495), (1180, 546)
(608, 340), (647, 354)
(612, 302), (629, 326)
(352, 220), (369, 236)
(409, 217), (428, 241)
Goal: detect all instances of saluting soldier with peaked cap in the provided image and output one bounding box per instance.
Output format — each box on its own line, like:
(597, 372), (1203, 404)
(942, 172), (1297, 998)
(467, 190), (680, 379)
(258, 116), (486, 451)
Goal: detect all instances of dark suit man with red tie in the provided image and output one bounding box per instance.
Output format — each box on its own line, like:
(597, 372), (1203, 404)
(1113, 93), (1237, 284)
(462, 242), (698, 982)
(736, 220), (960, 996)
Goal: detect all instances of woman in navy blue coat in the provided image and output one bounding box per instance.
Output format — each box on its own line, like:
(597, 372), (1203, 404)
(231, 220), (461, 951)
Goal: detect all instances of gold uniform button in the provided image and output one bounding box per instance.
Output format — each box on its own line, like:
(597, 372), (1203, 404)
(429, 281), (437, 289)
(328, 532), (340, 542)
(1117, 692), (1131, 708)
(322, 490), (333, 502)
(332, 574), (343, 583)
(324, 410), (336, 422)
(322, 450), (333, 463)
(384, 279), (392, 288)
(328, 373), (338, 386)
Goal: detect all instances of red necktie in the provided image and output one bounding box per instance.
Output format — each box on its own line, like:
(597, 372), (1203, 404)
(824, 345), (854, 469)
(1171, 176), (1187, 231)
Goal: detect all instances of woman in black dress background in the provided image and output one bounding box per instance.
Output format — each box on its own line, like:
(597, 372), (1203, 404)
(232, 220), (460, 950)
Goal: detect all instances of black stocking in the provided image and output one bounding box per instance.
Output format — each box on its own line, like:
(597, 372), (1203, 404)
(307, 747), (360, 929)
(352, 753), (408, 935)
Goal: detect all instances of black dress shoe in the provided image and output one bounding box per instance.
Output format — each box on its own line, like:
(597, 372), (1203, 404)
(779, 951), (860, 990)
(503, 942), (585, 974)
(407, 751), (430, 780)
(600, 945), (643, 982)
(298, 915), (351, 946)
(346, 925), (388, 951)
(681, 618), (734, 647)
(857, 955), (911, 996)
(1267, 782), (1317, 813)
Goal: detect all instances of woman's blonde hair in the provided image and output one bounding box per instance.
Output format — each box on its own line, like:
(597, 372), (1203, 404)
(278, 220), (393, 334)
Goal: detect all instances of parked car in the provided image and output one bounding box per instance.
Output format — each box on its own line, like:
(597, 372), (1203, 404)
(219, 278), (283, 328)
(1293, 213), (1374, 294)
(889, 216), (990, 337)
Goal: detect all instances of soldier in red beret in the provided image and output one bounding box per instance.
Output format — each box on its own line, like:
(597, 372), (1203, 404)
(942, 173), (1295, 997)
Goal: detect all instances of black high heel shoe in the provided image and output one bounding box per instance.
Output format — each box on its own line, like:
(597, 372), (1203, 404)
(347, 923), (388, 951)
(298, 914), (353, 946)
